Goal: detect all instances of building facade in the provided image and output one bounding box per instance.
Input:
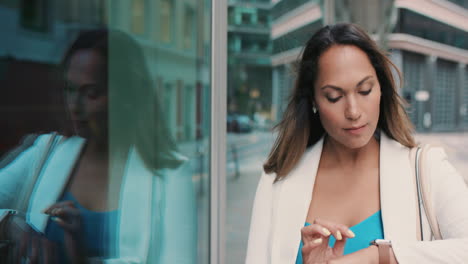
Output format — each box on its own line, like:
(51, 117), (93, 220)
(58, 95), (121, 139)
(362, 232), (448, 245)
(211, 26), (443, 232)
(270, 0), (468, 132)
(228, 0), (273, 118)
(389, 0), (468, 131)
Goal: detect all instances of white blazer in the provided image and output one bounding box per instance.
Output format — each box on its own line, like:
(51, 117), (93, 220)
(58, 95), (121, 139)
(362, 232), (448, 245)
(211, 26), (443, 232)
(245, 132), (468, 264)
(0, 134), (197, 264)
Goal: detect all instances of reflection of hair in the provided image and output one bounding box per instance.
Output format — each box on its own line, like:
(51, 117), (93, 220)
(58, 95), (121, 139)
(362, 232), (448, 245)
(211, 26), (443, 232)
(60, 30), (108, 137)
(61, 29), (182, 170)
(264, 23), (415, 181)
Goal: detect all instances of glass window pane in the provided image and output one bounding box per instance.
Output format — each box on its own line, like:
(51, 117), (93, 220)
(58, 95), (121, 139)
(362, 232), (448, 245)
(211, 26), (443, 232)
(131, 0), (145, 35)
(0, 0), (212, 263)
(160, 0), (173, 43)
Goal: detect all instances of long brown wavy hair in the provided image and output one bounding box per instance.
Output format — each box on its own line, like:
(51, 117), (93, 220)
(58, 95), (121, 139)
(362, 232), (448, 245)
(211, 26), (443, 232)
(264, 23), (416, 181)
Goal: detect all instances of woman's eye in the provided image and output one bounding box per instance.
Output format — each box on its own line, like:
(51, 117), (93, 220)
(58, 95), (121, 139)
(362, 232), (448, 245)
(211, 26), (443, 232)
(83, 84), (106, 99)
(65, 83), (77, 93)
(359, 89), (372, 95)
(326, 96), (342, 103)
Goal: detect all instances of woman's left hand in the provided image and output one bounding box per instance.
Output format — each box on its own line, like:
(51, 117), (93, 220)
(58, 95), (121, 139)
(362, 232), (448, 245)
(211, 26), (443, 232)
(44, 201), (87, 264)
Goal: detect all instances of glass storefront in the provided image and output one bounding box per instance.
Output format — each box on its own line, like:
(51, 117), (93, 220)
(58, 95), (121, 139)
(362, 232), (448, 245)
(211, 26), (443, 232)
(433, 59), (458, 131)
(0, 0), (216, 263)
(402, 51), (426, 131)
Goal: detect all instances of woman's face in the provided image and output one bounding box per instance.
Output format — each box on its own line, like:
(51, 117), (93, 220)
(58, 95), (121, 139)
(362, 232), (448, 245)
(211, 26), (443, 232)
(65, 49), (108, 139)
(313, 45), (381, 149)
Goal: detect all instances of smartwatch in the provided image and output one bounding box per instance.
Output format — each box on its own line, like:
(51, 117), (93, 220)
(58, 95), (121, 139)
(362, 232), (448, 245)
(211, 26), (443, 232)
(370, 239), (392, 264)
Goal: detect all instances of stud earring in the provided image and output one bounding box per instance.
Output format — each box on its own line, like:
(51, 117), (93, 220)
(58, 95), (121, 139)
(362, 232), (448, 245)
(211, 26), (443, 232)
(312, 106), (317, 114)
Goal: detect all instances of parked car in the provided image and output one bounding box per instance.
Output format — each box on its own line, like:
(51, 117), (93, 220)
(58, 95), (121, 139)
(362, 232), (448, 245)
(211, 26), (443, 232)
(227, 114), (253, 133)
(252, 113), (273, 131)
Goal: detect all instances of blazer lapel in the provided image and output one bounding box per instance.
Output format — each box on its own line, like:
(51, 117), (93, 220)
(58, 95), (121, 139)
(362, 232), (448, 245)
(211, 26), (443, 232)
(28, 136), (85, 231)
(118, 147), (153, 261)
(272, 137), (324, 264)
(380, 133), (418, 242)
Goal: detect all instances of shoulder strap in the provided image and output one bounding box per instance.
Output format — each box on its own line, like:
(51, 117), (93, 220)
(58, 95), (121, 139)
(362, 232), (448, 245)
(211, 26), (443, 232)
(414, 145), (442, 240)
(410, 146), (423, 240)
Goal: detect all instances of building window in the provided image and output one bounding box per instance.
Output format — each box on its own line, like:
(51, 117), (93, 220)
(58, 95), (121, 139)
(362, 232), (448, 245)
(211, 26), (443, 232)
(160, 0), (173, 43)
(131, 0), (145, 35)
(258, 14), (267, 26)
(259, 40), (268, 52)
(176, 80), (184, 140)
(183, 6), (195, 49)
(241, 12), (251, 25)
(20, 0), (48, 32)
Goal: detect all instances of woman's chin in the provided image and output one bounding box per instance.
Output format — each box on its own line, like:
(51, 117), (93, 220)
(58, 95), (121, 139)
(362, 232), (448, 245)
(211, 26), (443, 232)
(73, 126), (91, 138)
(331, 133), (376, 150)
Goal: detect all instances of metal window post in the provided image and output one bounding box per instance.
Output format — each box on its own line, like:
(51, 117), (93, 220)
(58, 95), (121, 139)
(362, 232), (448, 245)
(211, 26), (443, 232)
(211, 0), (227, 263)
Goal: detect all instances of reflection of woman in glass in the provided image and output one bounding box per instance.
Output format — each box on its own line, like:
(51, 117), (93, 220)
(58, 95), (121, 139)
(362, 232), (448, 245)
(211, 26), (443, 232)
(0, 30), (196, 263)
(246, 23), (468, 264)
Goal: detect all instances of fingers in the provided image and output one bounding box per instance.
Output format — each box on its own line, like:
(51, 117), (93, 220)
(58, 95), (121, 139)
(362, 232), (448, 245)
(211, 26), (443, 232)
(50, 206), (80, 220)
(43, 200), (76, 214)
(44, 201), (81, 233)
(51, 216), (76, 232)
(301, 237), (325, 254)
(301, 223), (333, 242)
(332, 237), (347, 256)
(313, 218), (355, 241)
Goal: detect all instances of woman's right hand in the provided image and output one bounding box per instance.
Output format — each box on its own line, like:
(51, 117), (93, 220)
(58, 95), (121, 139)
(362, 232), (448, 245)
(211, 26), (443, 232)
(44, 201), (87, 264)
(301, 218), (355, 264)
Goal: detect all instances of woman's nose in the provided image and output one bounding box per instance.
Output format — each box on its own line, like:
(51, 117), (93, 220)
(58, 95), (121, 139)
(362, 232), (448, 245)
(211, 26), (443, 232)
(68, 94), (84, 117)
(345, 98), (361, 121)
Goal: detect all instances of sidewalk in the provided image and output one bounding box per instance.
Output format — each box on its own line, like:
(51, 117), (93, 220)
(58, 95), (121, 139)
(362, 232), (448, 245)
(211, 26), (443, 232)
(415, 132), (468, 183)
(226, 140), (270, 264)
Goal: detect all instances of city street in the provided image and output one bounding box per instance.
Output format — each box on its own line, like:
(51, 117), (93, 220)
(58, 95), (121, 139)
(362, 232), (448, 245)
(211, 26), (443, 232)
(226, 132), (468, 263)
(226, 130), (274, 264)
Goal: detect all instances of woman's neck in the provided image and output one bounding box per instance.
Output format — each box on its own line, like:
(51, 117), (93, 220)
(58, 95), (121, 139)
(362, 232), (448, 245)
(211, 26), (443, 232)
(322, 135), (380, 170)
(83, 138), (108, 162)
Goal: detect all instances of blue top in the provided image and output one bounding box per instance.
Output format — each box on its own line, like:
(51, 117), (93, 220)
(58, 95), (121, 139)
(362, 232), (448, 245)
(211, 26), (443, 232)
(296, 210), (384, 264)
(45, 191), (119, 262)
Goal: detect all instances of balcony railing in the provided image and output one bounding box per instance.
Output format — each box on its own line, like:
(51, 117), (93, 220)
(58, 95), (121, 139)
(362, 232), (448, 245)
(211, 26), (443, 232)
(228, 0), (273, 9)
(228, 24), (270, 34)
(445, 0), (468, 9)
(272, 0), (319, 20)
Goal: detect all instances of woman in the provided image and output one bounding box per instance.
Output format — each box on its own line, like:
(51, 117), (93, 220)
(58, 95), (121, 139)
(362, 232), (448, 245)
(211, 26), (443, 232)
(0, 30), (197, 263)
(245, 23), (468, 264)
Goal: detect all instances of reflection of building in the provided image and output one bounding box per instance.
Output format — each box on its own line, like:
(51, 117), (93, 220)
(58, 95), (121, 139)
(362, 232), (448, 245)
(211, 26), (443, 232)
(0, 0), (106, 151)
(109, 0), (210, 141)
(270, 0), (468, 132)
(0, 2), (213, 263)
(228, 0), (273, 117)
(0, 0), (209, 145)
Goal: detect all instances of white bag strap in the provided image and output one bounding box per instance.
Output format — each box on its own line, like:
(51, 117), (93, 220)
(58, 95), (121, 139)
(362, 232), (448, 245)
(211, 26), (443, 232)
(414, 145), (442, 240)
